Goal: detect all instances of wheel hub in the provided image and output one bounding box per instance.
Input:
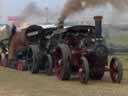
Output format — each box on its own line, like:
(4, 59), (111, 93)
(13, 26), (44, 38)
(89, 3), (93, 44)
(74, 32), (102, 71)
(58, 59), (62, 65)
(79, 68), (83, 72)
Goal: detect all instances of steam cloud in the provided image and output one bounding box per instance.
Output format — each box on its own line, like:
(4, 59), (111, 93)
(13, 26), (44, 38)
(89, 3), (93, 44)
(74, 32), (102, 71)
(21, 2), (44, 20)
(60, 0), (128, 22)
(17, 2), (47, 24)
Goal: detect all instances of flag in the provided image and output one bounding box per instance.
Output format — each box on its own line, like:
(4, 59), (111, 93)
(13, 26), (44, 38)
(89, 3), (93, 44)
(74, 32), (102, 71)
(8, 16), (16, 21)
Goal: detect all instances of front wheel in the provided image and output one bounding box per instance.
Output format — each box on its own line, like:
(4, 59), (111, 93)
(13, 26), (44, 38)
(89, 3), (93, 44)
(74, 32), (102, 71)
(79, 57), (89, 84)
(110, 57), (123, 83)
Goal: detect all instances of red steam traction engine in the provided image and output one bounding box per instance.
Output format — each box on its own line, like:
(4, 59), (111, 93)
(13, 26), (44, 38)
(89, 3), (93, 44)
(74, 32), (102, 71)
(54, 16), (123, 84)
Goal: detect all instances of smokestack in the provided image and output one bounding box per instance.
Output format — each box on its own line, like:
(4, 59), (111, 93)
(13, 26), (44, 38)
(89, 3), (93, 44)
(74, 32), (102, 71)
(94, 16), (103, 38)
(58, 17), (64, 29)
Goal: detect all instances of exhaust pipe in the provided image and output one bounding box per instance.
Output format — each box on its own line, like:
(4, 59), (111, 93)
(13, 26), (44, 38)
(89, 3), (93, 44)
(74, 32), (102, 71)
(94, 16), (103, 38)
(58, 19), (64, 29)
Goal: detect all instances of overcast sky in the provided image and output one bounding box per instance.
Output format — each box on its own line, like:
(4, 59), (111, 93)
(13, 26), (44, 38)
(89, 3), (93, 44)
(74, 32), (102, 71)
(0, 0), (128, 24)
(0, 0), (65, 23)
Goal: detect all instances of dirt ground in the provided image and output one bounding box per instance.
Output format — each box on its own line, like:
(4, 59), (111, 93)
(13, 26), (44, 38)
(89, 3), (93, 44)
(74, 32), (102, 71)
(0, 66), (127, 96)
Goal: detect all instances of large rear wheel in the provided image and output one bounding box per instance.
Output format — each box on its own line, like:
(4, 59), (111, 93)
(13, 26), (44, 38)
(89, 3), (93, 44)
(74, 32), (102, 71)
(29, 45), (40, 74)
(31, 55), (40, 74)
(55, 44), (71, 80)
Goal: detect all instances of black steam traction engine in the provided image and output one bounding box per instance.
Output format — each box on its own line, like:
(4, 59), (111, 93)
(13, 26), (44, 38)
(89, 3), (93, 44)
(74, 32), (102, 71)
(25, 25), (58, 75)
(54, 16), (123, 84)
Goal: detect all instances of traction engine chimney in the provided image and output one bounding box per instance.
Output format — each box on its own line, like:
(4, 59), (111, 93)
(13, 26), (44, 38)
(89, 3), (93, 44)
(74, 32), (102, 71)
(94, 16), (103, 38)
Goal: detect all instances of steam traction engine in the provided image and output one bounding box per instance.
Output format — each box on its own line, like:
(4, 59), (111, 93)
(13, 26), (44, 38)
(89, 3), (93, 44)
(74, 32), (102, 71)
(25, 25), (57, 75)
(54, 16), (123, 84)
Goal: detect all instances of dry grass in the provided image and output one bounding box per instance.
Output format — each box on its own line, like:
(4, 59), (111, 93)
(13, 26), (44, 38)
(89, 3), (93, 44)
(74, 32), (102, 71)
(0, 55), (127, 96)
(0, 62), (127, 96)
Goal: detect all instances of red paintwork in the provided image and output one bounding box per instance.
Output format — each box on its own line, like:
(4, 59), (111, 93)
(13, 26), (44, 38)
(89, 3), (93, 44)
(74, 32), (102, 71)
(71, 48), (87, 65)
(17, 60), (26, 71)
(55, 25), (96, 76)
(17, 60), (23, 71)
(64, 32), (90, 72)
(12, 31), (27, 49)
(9, 31), (28, 59)
(54, 47), (63, 79)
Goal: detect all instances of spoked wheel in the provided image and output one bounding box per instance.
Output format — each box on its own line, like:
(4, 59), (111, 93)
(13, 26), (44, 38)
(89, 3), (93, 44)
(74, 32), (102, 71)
(54, 44), (71, 80)
(110, 57), (123, 83)
(31, 55), (40, 74)
(79, 57), (89, 84)
(45, 54), (53, 75)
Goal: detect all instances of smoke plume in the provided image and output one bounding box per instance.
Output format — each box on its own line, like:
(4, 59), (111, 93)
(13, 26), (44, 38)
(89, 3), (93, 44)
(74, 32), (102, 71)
(17, 2), (47, 24)
(60, 0), (128, 22)
(21, 2), (43, 19)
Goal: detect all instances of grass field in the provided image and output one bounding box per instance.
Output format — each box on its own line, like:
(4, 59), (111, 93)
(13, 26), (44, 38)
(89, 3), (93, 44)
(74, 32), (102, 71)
(0, 55), (127, 96)
(106, 31), (128, 46)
